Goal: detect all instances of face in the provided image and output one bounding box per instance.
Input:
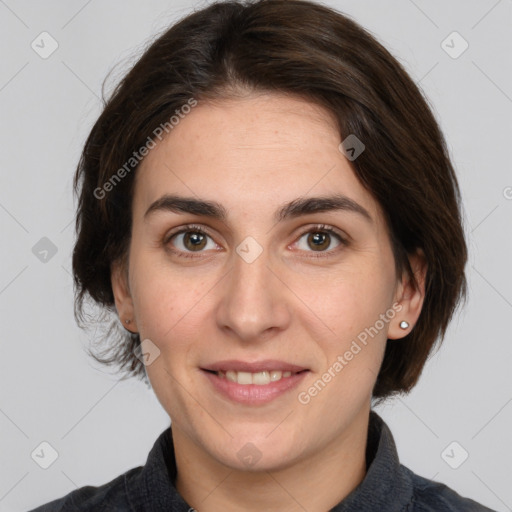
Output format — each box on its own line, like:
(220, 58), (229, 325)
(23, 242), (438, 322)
(112, 92), (424, 472)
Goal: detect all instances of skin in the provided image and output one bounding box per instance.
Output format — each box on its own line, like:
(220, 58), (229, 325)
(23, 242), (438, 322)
(111, 92), (427, 512)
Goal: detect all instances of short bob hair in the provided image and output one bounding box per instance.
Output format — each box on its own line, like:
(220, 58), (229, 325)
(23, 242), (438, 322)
(72, 0), (467, 403)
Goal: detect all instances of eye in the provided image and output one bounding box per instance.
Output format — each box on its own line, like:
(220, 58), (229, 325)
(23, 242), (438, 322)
(164, 223), (347, 260)
(165, 224), (219, 258)
(293, 224), (346, 257)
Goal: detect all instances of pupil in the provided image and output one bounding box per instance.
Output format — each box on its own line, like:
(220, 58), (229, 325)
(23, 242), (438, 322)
(186, 232), (205, 250)
(310, 232), (328, 250)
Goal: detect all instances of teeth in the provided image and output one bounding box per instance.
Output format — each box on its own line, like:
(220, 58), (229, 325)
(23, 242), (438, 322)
(252, 371), (270, 385)
(270, 370), (282, 381)
(237, 371), (252, 385)
(217, 369), (296, 385)
(225, 370), (237, 383)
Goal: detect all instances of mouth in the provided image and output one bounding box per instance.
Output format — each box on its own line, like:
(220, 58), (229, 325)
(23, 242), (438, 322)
(204, 368), (307, 385)
(200, 360), (310, 404)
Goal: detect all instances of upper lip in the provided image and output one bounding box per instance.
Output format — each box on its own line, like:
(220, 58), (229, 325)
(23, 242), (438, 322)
(202, 360), (308, 373)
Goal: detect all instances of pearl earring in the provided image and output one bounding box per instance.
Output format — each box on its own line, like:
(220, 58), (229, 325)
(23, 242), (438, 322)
(399, 321), (409, 329)
(124, 319), (131, 324)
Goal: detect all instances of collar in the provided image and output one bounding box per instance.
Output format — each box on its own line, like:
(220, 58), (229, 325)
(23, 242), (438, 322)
(331, 410), (414, 511)
(125, 410), (413, 511)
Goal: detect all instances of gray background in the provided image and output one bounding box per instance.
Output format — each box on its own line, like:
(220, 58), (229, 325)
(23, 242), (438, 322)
(0, 0), (511, 510)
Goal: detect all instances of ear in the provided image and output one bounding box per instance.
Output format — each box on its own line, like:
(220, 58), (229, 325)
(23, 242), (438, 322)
(111, 259), (138, 334)
(388, 249), (427, 340)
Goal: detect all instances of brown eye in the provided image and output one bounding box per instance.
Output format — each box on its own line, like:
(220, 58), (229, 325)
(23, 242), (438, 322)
(181, 231), (208, 251)
(306, 232), (331, 251)
(166, 226), (217, 256)
(294, 226), (346, 256)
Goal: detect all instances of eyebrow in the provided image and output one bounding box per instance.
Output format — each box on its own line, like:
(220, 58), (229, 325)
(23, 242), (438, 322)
(144, 193), (373, 224)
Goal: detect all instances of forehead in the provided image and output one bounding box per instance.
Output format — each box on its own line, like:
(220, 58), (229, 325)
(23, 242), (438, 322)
(133, 93), (384, 225)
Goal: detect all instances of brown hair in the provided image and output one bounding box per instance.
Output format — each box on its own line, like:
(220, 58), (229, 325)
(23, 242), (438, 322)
(72, 0), (467, 403)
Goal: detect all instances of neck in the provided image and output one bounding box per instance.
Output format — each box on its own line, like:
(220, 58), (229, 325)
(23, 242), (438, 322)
(172, 407), (371, 512)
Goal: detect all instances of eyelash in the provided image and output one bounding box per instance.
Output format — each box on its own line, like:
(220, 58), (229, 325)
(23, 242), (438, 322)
(164, 223), (348, 260)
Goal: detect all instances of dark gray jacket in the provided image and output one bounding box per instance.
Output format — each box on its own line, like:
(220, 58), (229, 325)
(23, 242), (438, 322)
(29, 410), (496, 511)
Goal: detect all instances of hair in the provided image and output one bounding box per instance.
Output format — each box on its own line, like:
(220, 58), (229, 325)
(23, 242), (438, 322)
(72, 0), (467, 404)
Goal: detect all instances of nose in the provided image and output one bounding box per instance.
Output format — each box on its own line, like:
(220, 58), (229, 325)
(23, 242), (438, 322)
(214, 241), (292, 344)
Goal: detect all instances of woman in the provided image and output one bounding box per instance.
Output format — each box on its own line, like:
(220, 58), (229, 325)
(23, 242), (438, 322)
(31, 0), (496, 510)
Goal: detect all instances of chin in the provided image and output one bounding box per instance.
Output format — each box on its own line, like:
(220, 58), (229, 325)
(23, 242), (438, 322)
(205, 430), (306, 473)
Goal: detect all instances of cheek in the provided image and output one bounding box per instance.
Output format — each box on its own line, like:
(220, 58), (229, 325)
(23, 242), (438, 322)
(298, 262), (395, 337)
(303, 274), (391, 408)
(129, 257), (181, 335)
(295, 263), (393, 398)
(129, 253), (217, 356)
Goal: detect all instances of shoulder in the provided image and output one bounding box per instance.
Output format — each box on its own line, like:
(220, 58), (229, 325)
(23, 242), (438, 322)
(402, 465), (497, 512)
(27, 467), (140, 512)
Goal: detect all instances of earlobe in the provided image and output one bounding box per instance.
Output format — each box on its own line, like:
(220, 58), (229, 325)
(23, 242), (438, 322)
(110, 260), (138, 333)
(388, 249), (427, 340)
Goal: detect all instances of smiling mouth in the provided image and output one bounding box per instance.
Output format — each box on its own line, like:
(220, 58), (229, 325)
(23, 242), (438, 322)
(203, 369), (308, 385)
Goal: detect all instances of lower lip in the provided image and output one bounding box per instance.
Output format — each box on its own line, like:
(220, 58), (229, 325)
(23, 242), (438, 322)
(201, 370), (309, 405)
